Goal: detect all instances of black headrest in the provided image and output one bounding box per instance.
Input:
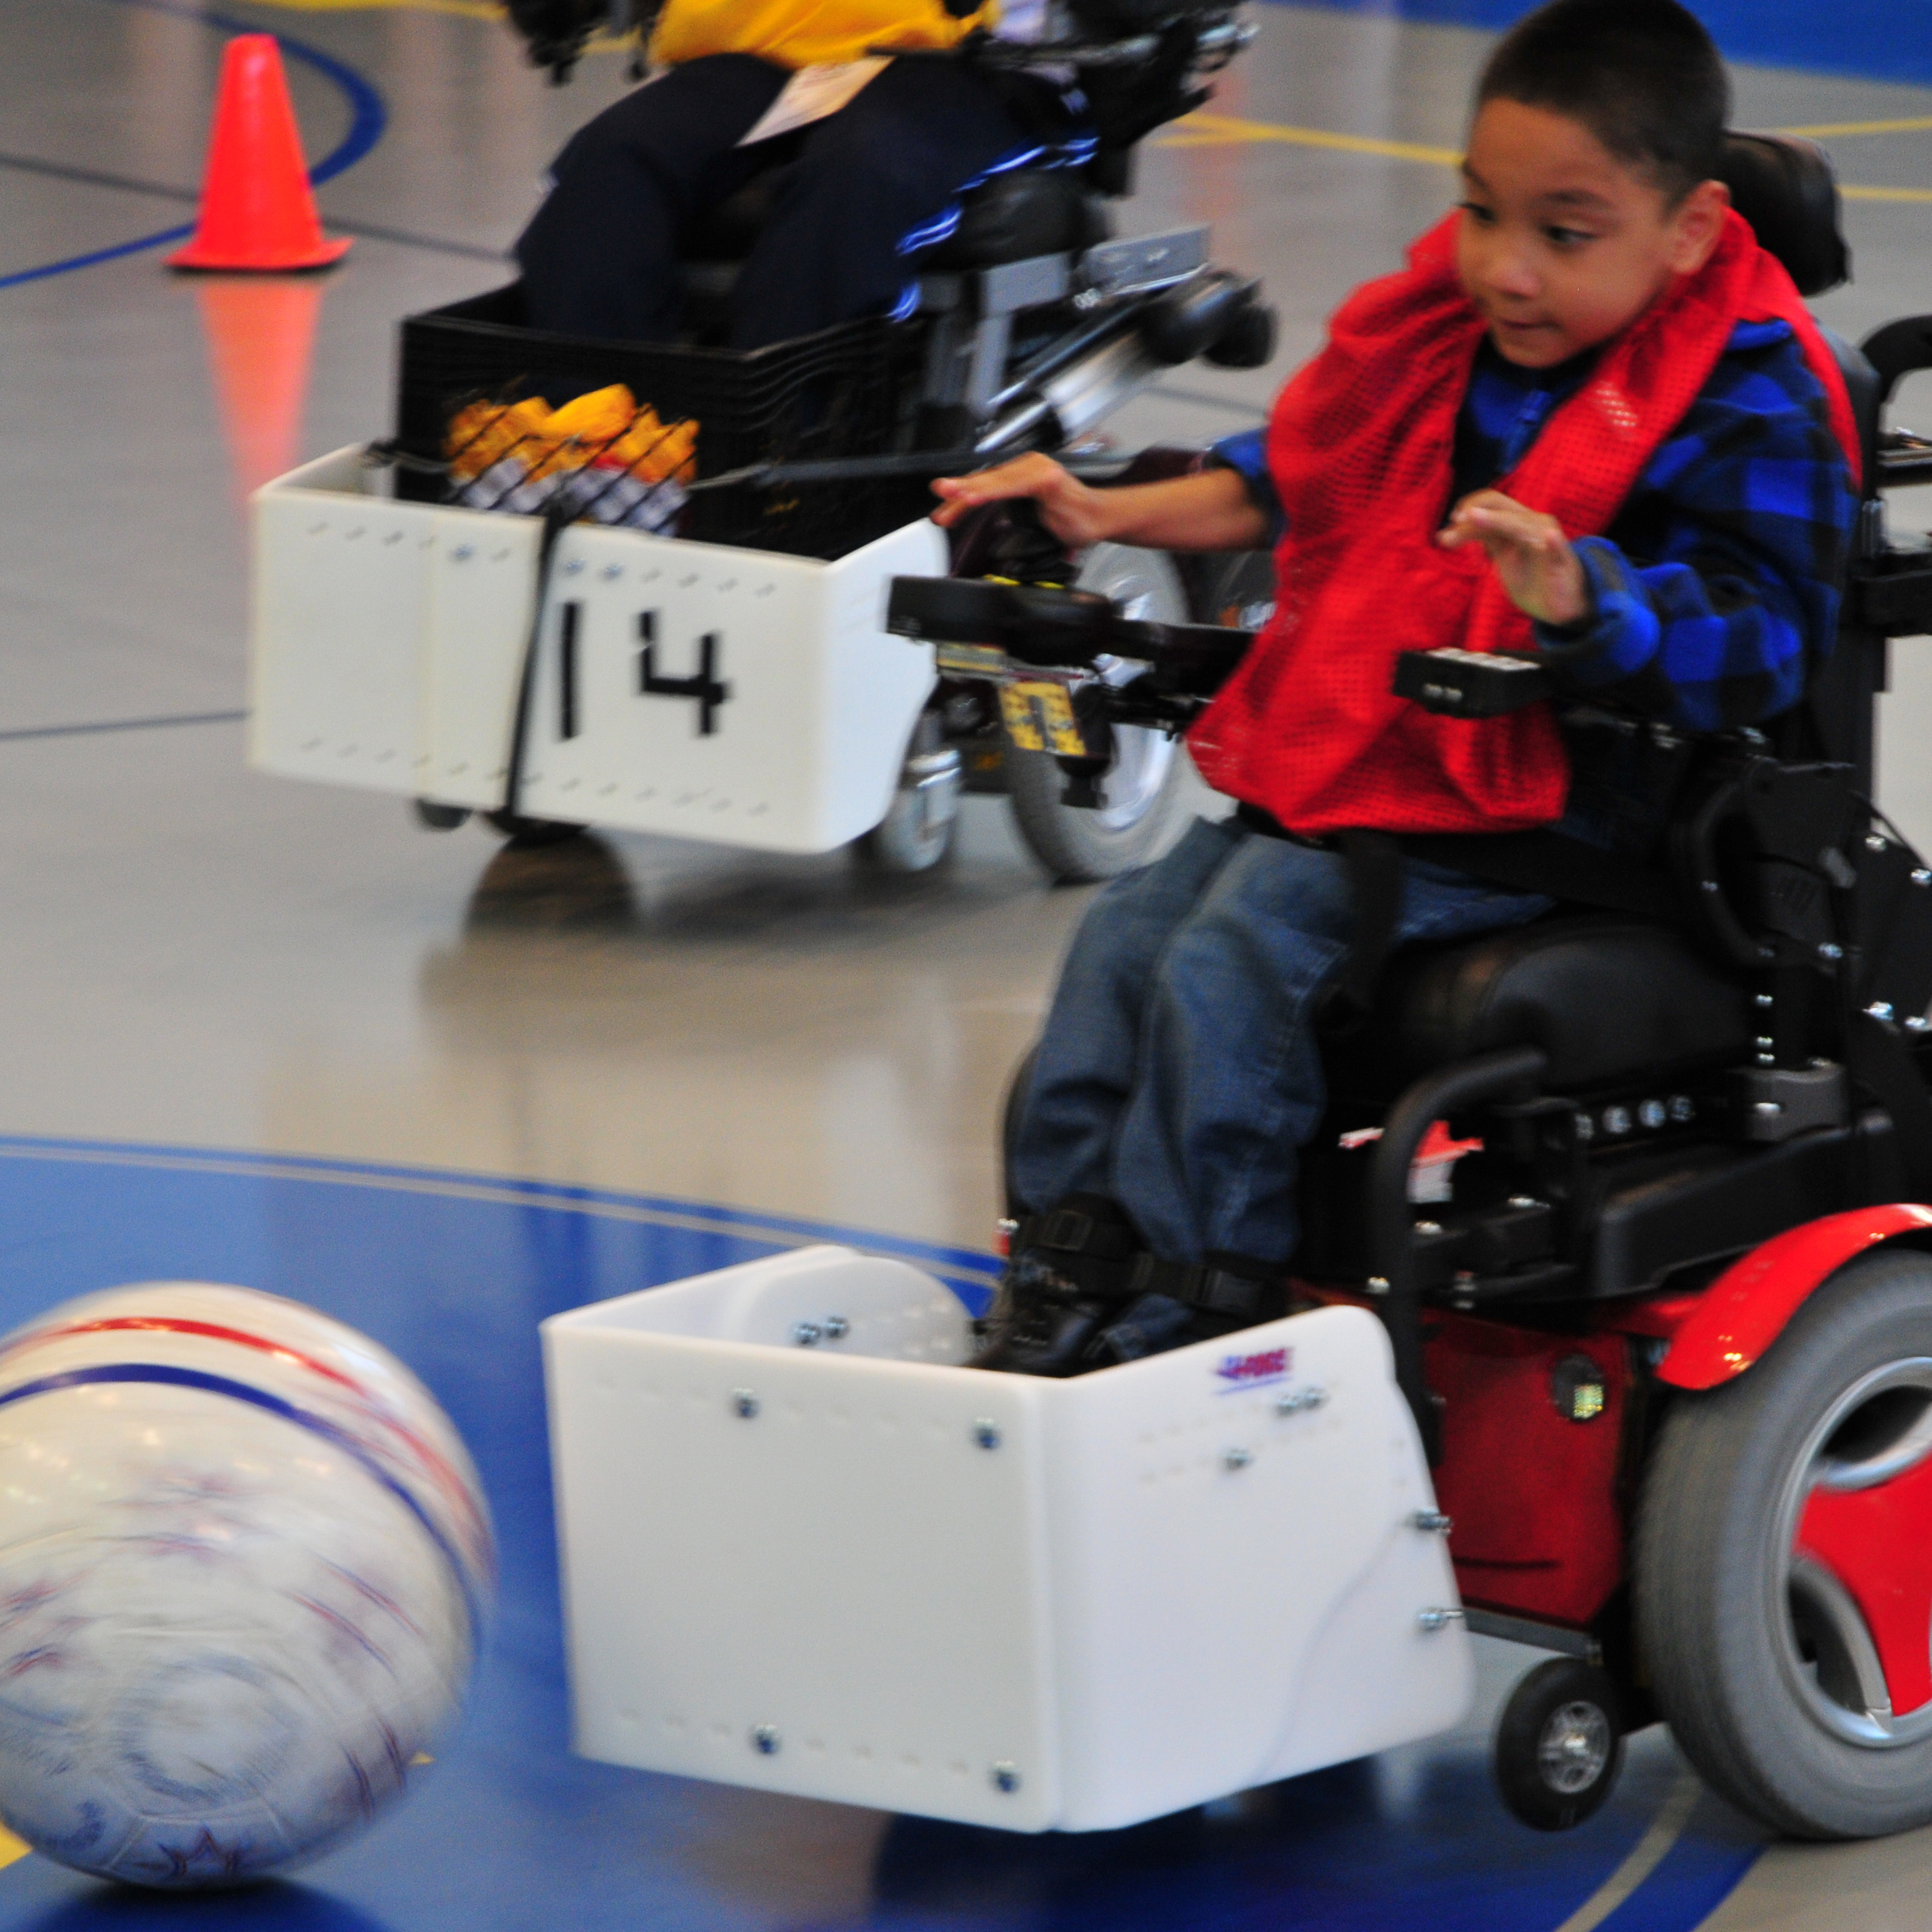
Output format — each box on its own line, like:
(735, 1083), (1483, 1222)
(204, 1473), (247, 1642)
(1718, 131), (1851, 298)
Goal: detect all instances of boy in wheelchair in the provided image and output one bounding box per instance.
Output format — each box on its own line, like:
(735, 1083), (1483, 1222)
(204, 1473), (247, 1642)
(934, 0), (1864, 1376)
(512, 0), (1198, 347)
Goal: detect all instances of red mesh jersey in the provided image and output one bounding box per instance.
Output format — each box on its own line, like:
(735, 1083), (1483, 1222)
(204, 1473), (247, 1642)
(1188, 210), (1862, 836)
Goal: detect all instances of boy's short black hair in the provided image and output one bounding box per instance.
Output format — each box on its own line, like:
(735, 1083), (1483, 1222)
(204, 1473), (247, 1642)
(1477, 0), (1731, 202)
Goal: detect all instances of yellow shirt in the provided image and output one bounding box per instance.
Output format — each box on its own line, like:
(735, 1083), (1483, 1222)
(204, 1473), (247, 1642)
(651, 0), (997, 71)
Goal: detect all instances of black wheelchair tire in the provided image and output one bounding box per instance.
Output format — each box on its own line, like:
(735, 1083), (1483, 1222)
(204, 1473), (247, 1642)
(1636, 1248), (1932, 1838)
(1004, 736), (1194, 882)
(1494, 1659), (1625, 1832)
(484, 809), (587, 849)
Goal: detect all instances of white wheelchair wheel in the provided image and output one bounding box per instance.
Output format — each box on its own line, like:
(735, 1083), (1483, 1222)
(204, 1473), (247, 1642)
(1004, 544), (1199, 884)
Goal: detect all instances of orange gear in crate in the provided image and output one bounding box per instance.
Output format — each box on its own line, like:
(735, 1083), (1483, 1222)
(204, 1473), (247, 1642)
(446, 385), (699, 531)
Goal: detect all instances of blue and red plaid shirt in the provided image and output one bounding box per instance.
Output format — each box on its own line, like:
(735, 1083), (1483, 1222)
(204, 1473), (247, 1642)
(1214, 316), (1859, 736)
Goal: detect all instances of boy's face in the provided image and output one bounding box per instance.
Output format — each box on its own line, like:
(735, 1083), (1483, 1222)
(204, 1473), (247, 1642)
(1456, 99), (1730, 369)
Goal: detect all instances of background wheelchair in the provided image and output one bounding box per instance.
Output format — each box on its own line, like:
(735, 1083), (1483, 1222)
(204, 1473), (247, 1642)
(890, 135), (1932, 1837)
(381, 0), (1275, 878)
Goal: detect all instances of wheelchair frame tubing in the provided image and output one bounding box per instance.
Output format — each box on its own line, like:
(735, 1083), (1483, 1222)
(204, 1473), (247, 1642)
(1365, 1044), (1549, 1460)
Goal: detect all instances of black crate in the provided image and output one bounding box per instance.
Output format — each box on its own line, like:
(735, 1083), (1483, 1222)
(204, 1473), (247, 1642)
(393, 285), (930, 558)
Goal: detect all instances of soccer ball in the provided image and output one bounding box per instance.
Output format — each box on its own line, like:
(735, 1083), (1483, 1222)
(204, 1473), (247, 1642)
(0, 1282), (493, 1887)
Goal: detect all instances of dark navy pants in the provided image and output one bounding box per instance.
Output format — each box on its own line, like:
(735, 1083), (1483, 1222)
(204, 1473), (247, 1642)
(516, 54), (1056, 347)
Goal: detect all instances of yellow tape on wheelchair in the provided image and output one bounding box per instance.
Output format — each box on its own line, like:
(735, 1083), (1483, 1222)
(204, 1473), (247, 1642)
(1001, 682), (1087, 758)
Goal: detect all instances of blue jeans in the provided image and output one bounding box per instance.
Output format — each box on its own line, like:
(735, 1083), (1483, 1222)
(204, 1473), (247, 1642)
(1011, 817), (1551, 1266)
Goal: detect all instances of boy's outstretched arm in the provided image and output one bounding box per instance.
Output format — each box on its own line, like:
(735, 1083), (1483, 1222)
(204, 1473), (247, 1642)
(931, 452), (1272, 553)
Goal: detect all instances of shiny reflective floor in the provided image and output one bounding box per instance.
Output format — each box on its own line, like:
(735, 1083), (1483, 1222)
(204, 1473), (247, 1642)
(5, 0), (1932, 1925)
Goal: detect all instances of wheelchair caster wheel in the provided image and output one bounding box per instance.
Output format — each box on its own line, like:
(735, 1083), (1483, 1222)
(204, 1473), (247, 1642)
(1494, 1659), (1625, 1832)
(414, 799), (470, 831)
(484, 809), (585, 849)
(856, 762), (960, 872)
(856, 719), (961, 874)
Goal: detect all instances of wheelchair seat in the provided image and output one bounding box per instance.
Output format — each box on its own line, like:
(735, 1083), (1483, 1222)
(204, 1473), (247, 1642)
(1328, 911), (1757, 1104)
(921, 170), (1114, 269)
(686, 161), (1113, 272)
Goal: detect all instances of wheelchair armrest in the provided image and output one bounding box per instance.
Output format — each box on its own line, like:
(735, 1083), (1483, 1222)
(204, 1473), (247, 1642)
(1125, 617), (1253, 695)
(1861, 313), (1932, 408)
(1393, 649), (1551, 718)
(885, 574), (1253, 691)
(886, 577), (1113, 667)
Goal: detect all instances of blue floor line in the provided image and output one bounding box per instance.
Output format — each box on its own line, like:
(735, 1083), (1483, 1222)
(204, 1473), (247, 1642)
(0, 1134), (1005, 1289)
(1595, 1796), (1764, 1932)
(0, 0), (385, 293)
(0, 710), (248, 745)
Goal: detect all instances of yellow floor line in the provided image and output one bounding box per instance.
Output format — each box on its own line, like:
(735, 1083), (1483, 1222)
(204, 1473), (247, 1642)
(0, 1827), (28, 1872)
(1550, 1773), (1703, 1932)
(1841, 183), (1932, 201)
(1156, 112), (1461, 166)
(1159, 109), (1930, 202)
(1783, 115), (1932, 138)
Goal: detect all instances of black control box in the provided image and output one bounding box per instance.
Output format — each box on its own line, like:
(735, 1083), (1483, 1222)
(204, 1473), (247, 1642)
(1393, 649), (1551, 718)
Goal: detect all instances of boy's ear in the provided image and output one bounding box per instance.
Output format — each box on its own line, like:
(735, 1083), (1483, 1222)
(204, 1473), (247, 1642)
(1667, 178), (1733, 275)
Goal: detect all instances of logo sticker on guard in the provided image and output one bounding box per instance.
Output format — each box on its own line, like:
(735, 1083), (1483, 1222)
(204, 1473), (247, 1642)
(1000, 681), (1087, 758)
(1216, 1346), (1292, 1391)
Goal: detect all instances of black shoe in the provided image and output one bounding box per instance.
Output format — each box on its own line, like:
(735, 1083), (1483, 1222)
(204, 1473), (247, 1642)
(971, 1271), (1117, 1376)
(971, 1194), (1142, 1376)
(973, 1212), (1290, 1378)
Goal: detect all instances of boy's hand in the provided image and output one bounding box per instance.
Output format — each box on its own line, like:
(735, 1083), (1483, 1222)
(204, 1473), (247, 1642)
(930, 453), (1117, 545)
(1438, 490), (1589, 629)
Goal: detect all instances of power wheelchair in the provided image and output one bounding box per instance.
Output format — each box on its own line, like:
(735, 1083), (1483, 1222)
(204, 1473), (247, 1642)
(887, 135), (1932, 1838)
(345, 0), (1274, 874)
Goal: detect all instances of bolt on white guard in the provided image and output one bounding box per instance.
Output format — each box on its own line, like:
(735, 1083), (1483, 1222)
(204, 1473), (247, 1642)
(541, 1245), (1471, 1833)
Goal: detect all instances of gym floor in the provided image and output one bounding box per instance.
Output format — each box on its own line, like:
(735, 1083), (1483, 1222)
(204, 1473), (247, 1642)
(2, 0), (1932, 1925)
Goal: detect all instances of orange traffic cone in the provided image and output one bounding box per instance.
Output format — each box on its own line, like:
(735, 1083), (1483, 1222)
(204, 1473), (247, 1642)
(169, 35), (351, 273)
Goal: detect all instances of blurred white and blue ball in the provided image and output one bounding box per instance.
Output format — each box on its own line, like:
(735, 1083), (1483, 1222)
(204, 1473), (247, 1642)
(0, 1282), (493, 1887)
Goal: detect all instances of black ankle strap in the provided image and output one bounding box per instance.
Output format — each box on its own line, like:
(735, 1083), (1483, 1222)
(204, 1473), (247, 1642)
(1124, 1255), (1283, 1321)
(1022, 1205), (1142, 1264)
(1010, 1205), (1144, 1300)
(1014, 1210), (1286, 1322)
